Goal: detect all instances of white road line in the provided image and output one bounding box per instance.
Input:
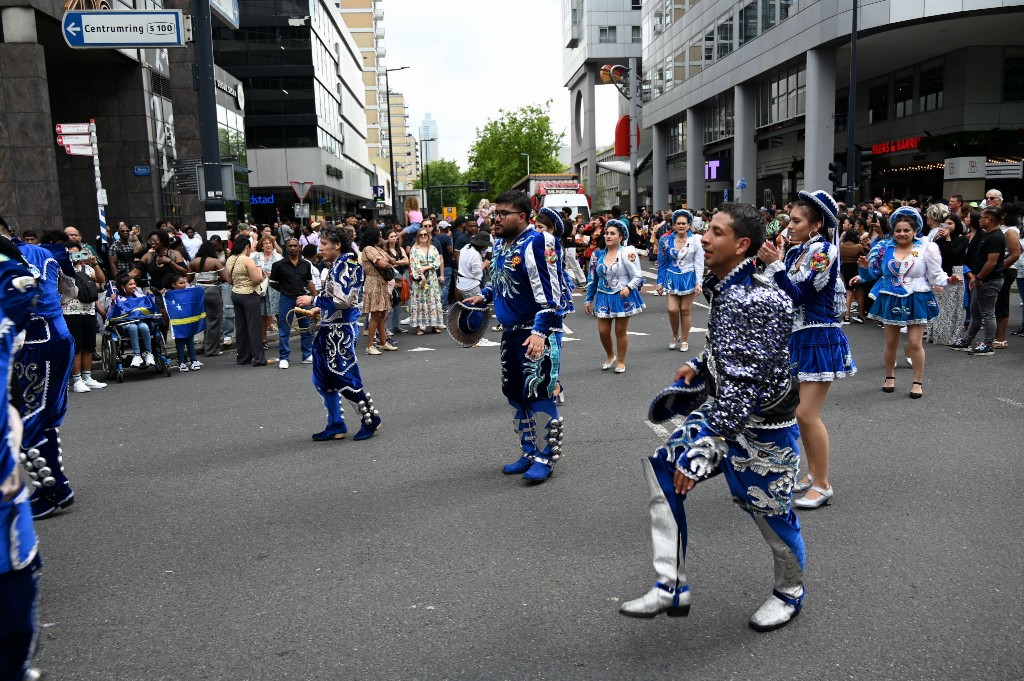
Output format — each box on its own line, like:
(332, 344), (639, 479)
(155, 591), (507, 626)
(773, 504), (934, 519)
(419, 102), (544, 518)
(474, 338), (500, 347)
(645, 417), (685, 440)
(562, 324), (573, 334)
(406, 347), (436, 352)
(626, 331), (649, 336)
(996, 396), (1024, 410)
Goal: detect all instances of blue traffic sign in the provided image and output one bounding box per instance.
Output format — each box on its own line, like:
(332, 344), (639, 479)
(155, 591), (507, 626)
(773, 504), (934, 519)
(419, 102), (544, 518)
(63, 10), (186, 50)
(372, 185), (385, 200)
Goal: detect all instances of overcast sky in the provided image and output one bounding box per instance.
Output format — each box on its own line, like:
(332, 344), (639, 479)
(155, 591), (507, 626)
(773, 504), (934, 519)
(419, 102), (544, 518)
(382, 0), (618, 169)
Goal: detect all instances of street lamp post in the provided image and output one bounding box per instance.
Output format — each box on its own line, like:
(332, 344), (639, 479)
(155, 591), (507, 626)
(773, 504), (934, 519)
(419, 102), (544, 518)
(384, 66), (409, 224)
(421, 136), (437, 214)
(521, 152), (530, 176)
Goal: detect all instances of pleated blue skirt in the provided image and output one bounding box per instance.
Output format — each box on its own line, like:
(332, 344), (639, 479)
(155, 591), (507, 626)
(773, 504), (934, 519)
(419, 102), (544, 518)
(789, 326), (856, 382)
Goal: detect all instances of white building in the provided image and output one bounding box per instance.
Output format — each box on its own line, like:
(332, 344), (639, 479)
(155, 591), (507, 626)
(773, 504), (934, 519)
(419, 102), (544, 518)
(640, 0), (1024, 210)
(563, 0), (644, 196)
(420, 114), (439, 167)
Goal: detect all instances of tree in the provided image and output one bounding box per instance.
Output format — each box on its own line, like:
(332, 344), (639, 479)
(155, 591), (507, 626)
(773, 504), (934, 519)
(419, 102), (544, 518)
(466, 102), (566, 204)
(414, 159), (469, 217)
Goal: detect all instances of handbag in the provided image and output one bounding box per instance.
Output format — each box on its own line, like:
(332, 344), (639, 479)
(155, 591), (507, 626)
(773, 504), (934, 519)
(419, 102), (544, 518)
(257, 277), (270, 297)
(399, 276), (411, 304)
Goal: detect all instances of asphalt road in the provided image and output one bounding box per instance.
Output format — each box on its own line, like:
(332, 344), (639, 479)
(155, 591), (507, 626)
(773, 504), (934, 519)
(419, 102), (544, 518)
(31, 282), (1024, 680)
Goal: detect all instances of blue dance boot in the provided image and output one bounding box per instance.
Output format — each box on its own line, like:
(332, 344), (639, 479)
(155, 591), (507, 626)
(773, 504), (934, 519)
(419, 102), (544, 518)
(522, 407), (563, 484)
(352, 393), (382, 441)
(22, 430), (74, 519)
(313, 386), (347, 441)
(504, 407), (537, 474)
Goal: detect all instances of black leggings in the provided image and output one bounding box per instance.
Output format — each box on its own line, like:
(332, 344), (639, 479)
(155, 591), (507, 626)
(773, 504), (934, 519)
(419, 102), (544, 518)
(231, 292), (264, 364)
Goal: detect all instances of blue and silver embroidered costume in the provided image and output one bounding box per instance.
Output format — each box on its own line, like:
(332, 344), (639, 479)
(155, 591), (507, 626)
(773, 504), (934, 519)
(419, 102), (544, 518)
(623, 259), (806, 623)
(865, 238), (947, 326)
(0, 252), (43, 679)
(656, 231), (703, 295)
(310, 254), (381, 441)
(13, 241), (77, 519)
(479, 227), (565, 481)
(585, 246), (645, 318)
(764, 234), (856, 382)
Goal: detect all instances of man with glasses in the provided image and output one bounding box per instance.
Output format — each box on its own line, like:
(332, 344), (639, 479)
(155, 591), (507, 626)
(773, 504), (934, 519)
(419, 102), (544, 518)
(462, 190), (567, 484)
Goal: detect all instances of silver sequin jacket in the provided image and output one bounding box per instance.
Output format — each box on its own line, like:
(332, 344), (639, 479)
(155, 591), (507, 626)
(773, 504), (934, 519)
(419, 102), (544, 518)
(685, 258), (794, 438)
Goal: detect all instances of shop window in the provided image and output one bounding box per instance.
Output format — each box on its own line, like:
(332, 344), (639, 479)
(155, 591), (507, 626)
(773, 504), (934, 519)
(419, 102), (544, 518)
(717, 14), (733, 60)
(1004, 50), (1024, 101)
(762, 0), (777, 31)
(689, 35), (703, 78)
(739, 2), (758, 46)
(868, 78), (889, 124)
(894, 69), (914, 118)
(919, 59), (944, 111)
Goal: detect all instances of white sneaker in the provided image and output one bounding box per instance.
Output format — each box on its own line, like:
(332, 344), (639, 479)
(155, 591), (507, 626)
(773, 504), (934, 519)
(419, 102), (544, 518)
(179, 363), (190, 372)
(400, 316), (411, 325)
(83, 377), (107, 389)
(144, 352), (156, 366)
(279, 359), (290, 369)
(222, 336), (232, 347)
(72, 379), (91, 393)
(190, 361), (202, 371)
(301, 357), (313, 364)
(130, 355), (143, 368)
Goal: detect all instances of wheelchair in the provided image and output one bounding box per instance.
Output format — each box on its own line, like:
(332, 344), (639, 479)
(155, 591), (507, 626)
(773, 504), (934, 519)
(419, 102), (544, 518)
(100, 314), (172, 382)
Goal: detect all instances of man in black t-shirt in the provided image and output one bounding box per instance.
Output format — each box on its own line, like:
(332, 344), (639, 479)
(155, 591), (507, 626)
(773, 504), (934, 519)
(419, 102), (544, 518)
(954, 207), (1006, 355)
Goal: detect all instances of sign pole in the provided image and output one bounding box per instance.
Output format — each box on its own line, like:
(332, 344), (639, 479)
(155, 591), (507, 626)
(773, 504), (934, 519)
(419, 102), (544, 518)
(194, 0), (226, 234)
(846, 0), (859, 204)
(88, 119), (108, 247)
(628, 57), (639, 217)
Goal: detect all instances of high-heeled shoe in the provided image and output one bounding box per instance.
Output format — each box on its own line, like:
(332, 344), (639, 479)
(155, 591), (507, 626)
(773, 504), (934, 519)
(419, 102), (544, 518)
(793, 485), (833, 509)
(909, 381), (923, 399)
(882, 376), (895, 393)
(793, 475), (814, 493)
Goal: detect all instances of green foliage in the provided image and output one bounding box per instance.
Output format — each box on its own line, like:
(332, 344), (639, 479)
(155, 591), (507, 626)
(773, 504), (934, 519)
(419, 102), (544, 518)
(414, 159), (470, 215)
(466, 102), (566, 203)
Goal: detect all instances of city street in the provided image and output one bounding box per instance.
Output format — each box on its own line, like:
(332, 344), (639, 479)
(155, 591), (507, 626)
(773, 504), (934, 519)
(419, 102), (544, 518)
(33, 288), (1024, 680)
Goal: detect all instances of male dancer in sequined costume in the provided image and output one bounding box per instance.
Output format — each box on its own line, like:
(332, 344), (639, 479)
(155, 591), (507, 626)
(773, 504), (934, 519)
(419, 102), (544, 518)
(463, 190), (566, 483)
(296, 226), (382, 442)
(0, 223), (78, 521)
(620, 203), (807, 632)
(0, 238), (44, 680)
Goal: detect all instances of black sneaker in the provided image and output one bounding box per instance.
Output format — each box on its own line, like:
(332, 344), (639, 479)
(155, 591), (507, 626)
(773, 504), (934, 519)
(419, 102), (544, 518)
(949, 340), (972, 351)
(969, 343), (994, 356)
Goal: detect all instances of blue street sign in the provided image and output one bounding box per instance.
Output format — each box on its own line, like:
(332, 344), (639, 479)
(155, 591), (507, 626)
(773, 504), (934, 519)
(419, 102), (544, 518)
(133, 166), (151, 177)
(723, 189), (730, 201)
(737, 177), (748, 190)
(63, 10), (186, 49)
(372, 185), (385, 200)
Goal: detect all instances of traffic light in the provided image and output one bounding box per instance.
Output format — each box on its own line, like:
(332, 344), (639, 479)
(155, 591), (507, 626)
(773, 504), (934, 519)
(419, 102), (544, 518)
(468, 180), (489, 193)
(827, 161), (840, 187)
(854, 148), (872, 183)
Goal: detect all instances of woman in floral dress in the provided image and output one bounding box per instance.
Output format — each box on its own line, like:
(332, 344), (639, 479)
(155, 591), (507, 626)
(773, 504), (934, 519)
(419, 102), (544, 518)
(408, 225), (444, 334)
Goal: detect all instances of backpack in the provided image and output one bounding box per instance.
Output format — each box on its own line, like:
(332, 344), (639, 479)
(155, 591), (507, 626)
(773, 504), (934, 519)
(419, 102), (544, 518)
(74, 269), (99, 304)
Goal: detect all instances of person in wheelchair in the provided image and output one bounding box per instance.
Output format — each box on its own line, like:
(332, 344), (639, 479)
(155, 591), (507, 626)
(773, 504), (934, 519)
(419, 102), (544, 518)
(107, 274), (157, 367)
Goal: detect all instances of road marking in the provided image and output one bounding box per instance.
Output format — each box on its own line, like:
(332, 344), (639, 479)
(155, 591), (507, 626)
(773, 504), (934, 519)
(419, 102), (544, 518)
(562, 324), (573, 334)
(996, 397), (1024, 410)
(626, 331), (649, 336)
(641, 269), (658, 279)
(646, 417), (685, 440)
(407, 347), (436, 352)
(563, 337), (580, 342)
(474, 338), (500, 347)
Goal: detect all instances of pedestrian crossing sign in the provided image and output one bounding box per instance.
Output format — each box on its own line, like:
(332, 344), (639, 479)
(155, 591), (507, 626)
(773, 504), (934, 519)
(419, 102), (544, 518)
(443, 207), (457, 221)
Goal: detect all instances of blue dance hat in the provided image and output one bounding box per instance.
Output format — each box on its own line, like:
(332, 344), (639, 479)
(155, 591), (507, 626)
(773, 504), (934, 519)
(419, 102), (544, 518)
(797, 189), (840, 232)
(670, 209), (694, 226)
(648, 375), (708, 424)
(446, 300), (492, 348)
(538, 207), (565, 237)
(889, 206), (924, 233)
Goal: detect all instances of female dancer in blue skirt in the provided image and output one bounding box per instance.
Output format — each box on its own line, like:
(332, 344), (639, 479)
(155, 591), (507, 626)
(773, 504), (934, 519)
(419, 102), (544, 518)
(855, 207), (960, 398)
(584, 219), (645, 374)
(656, 210), (704, 352)
(758, 190), (855, 509)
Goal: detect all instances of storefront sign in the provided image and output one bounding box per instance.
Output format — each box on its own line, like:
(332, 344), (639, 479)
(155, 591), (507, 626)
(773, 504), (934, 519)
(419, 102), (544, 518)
(250, 194), (275, 205)
(871, 136), (922, 155)
(326, 165), (344, 180)
(943, 156), (986, 180)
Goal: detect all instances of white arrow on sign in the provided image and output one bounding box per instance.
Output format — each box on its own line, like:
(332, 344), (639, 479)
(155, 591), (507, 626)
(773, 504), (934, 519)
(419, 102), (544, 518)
(57, 134), (91, 146)
(66, 22), (80, 36)
(56, 123), (90, 135)
(65, 145), (94, 157)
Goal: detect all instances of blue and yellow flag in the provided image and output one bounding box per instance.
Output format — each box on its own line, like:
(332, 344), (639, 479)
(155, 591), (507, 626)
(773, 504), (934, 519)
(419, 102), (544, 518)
(163, 287), (206, 337)
(107, 293), (157, 323)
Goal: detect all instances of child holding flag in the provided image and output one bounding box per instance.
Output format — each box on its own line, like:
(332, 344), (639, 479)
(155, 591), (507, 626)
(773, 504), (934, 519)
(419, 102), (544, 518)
(165, 274), (206, 372)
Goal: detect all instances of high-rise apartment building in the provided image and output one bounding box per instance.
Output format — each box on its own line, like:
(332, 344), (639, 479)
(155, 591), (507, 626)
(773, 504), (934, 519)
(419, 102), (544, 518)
(388, 92), (418, 190)
(420, 114), (439, 167)
(214, 0), (374, 222)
